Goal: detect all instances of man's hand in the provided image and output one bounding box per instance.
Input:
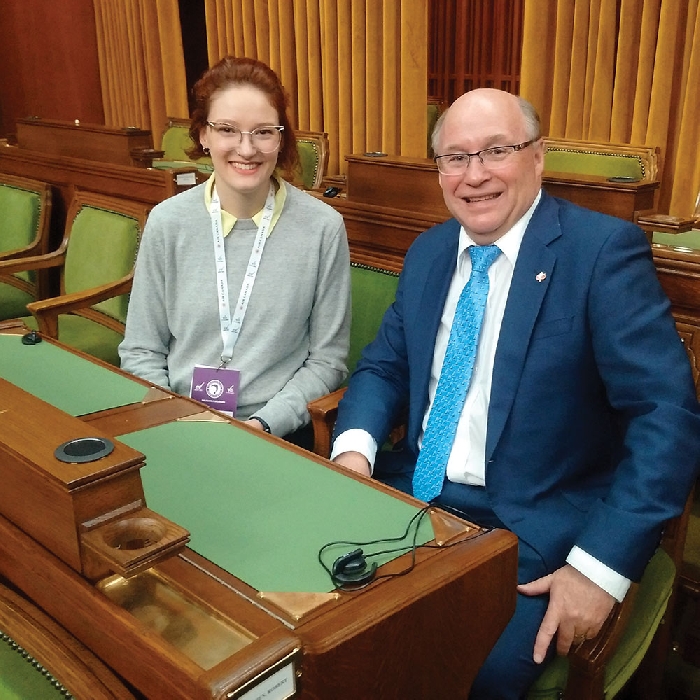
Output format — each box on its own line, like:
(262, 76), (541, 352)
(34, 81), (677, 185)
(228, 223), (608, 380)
(518, 564), (616, 663)
(333, 451), (371, 477)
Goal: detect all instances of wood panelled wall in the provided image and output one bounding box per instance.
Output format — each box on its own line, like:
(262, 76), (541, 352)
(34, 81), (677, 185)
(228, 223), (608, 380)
(0, 0), (103, 139)
(429, 0), (525, 106)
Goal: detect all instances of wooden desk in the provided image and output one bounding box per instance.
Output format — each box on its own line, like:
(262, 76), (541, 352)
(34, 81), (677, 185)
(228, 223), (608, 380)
(320, 155), (448, 270)
(542, 171), (658, 222)
(0, 327), (518, 700)
(652, 244), (700, 315)
(322, 154), (659, 269)
(16, 117), (154, 168)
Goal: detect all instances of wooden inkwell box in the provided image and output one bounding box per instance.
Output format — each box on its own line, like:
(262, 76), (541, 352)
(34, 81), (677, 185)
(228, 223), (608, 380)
(0, 378), (300, 700)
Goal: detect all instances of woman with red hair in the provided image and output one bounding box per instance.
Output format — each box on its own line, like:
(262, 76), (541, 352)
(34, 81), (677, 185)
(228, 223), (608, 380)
(120, 57), (350, 448)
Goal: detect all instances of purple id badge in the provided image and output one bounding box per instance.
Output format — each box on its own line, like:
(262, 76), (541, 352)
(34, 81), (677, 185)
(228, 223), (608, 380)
(190, 365), (241, 416)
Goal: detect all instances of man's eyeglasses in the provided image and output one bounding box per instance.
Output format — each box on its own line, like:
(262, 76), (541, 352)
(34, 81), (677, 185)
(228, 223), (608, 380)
(434, 138), (539, 176)
(206, 122), (284, 153)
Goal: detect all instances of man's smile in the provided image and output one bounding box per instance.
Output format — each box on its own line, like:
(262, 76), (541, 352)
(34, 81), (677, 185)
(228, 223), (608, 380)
(463, 192), (501, 203)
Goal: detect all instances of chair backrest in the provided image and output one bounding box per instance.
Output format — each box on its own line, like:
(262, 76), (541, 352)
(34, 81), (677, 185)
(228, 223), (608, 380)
(290, 130), (329, 190)
(543, 138), (659, 182)
(0, 174), (52, 319)
(158, 117), (214, 173)
(60, 191), (150, 325)
(348, 262), (400, 378)
(0, 173), (52, 259)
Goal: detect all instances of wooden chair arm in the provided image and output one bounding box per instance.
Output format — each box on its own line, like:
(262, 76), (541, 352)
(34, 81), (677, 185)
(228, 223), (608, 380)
(0, 243), (45, 261)
(0, 249), (66, 275)
(563, 585), (637, 699)
(26, 275), (133, 339)
(307, 387), (348, 458)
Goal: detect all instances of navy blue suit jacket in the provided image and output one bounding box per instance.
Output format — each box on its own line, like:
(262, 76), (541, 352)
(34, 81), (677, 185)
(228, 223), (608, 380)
(335, 191), (700, 580)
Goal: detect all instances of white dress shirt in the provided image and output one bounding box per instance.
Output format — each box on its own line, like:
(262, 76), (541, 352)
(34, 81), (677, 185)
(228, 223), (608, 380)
(332, 191), (629, 600)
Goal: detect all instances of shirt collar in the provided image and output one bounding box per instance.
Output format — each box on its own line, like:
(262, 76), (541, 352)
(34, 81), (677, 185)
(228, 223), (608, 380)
(458, 189), (542, 267)
(204, 174), (287, 237)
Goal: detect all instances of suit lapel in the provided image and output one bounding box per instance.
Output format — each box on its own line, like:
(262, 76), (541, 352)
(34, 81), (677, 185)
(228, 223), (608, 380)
(486, 193), (562, 458)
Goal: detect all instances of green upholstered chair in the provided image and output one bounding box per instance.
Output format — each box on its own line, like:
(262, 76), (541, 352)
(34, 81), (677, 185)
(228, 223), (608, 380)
(543, 138), (659, 183)
(150, 116), (214, 182)
(0, 579), (135, 699)
(293, 130), (330, 190)
(0, 174), (52, 320)
(0, 190), (150, 367)
(308, 260), (400, 457)
(527, 546), (681, 700)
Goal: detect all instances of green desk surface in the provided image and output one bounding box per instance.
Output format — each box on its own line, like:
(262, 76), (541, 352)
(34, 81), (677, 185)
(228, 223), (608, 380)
(120, 421), (434, 593)
(0, 631), (72, 699)
(0, 334), (146, 415)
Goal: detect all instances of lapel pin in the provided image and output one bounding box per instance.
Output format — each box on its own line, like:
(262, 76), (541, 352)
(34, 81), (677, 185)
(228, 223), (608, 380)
(536, 271), (547, 283)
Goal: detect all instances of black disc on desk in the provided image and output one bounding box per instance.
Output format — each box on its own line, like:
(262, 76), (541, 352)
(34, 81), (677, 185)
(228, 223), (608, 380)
(54, 437), (115, 463)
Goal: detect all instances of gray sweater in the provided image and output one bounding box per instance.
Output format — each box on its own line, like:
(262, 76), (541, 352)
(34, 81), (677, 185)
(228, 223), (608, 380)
(119, 181), (351, 436)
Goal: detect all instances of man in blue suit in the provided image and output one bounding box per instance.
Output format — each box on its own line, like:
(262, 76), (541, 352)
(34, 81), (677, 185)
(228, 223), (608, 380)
(331, 88), (700, 698)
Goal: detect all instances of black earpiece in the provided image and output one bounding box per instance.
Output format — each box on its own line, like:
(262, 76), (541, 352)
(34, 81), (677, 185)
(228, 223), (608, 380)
(319, 506), (435, 589)
(21, 330), (42, 346)
(331, 548), (378, 586)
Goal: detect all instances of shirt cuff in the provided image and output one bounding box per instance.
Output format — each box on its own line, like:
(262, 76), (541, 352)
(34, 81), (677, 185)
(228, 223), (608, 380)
(566, 546), (631, 602)
(330, 429), (378, 474)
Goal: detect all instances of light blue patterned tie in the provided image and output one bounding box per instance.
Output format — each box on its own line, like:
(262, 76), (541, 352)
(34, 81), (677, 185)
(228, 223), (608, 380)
(412, 244), (502, 502)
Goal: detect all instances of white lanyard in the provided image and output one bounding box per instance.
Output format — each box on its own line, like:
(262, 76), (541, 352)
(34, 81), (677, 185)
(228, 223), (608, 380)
(210, 183), (275, 364)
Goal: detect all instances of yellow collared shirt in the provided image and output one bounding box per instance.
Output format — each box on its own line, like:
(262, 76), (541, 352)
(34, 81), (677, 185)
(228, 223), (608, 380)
(204, 174), (287, 237)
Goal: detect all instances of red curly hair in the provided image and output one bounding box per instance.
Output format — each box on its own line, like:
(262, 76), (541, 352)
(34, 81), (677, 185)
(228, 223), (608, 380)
(187, 56), (298, 173)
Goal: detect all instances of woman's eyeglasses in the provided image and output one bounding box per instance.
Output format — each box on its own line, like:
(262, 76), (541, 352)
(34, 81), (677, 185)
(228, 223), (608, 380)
(206, 122), (284, 153)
